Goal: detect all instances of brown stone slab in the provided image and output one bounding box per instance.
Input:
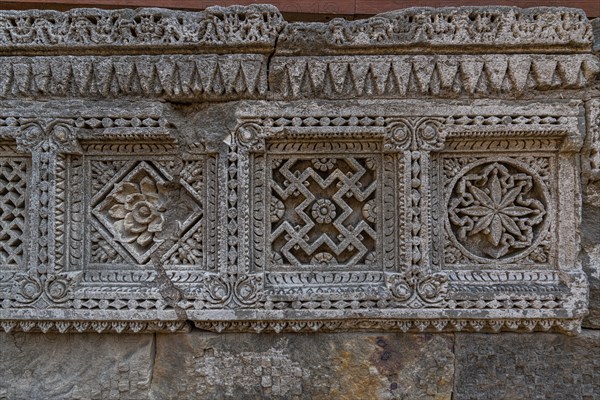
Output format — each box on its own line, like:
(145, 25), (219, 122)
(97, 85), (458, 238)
(454, 330), (600, 400)
(151, 331), (455, 399)
(0, 333), (154, 399)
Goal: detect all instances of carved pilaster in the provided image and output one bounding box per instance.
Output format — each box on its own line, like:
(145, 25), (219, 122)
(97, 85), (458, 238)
(383, 118), (448, 305)
(12, 119), (82, 306)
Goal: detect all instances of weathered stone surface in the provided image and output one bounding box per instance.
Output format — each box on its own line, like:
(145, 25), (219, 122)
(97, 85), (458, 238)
(151, 331), (454, 399)
(0, 54), (270, 100)
(0, 333), (154, 399)
(0, 6), (600, 333)
(592, 17), (600, 53)
(0, 5), (596, 335)
(581, 202), (600, 329)
(0, 6), (284, 53)
(276, 7), (594, 55)
(0, 4), (599, 400)
(269, 54), (600, 99)
(583, 98), (600, 328)
(453, 329), (600, 400)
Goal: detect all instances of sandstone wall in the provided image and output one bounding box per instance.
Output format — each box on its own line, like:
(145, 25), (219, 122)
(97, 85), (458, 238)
(0, 5), (599, 399)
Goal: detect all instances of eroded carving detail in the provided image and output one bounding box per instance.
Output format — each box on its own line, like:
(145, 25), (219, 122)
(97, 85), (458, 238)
(0, 6), (284, 49)
(92, 161), (203, 265)
(203, 273), (263, 307)
(0, 55), (270, 100)
(386, 267), (448, 305)
(583, 100), (600, 187)
(323, 8), (592, 48)
(13, 269), (79, 305)
(270, 55), (600, 99)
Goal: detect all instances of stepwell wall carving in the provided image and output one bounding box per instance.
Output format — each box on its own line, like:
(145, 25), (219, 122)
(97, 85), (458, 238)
(0, 5), (598, 337)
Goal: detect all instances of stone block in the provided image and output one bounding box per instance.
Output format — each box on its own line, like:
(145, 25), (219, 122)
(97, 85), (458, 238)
(453, 330), (600, 400)
(0, 333), (154, 400)
(151, 331), (454, 399)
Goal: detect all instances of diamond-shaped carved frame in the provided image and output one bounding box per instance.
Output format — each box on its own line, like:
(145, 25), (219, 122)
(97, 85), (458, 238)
(88, 156), (212, 268)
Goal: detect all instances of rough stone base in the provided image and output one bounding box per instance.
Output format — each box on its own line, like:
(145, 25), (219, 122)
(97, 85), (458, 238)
(0, 333), (154, 400)
(1, 330), (599, 399)
(454, 331), (600, 400)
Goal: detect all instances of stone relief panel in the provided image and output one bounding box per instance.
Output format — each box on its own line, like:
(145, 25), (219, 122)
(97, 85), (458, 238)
(269, 54), (600, 99)
(276, 7), (593, 53)
(263, 142), (388, 269)
(0, 6), (284, 50)
(0, 5), (595, 334)
(444, 157), (554, 266)
(89, 157), (209, 267)
(190, 99), (586, 334)
(0, 54), (270, 101)
(583, 99), (600, 189)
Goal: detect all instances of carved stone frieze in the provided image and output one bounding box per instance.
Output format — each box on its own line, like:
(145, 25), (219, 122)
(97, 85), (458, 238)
(0, 54), (269, 100)
(269, 54), (600, 99)
(0, 6), (284, 52)
(276, 7), (593, 54)
(583, 99), (600, 188)
(0, 5), (594, 334)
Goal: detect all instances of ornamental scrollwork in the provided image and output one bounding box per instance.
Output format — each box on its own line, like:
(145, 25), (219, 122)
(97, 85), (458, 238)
(13, 268), (81, 306)
(203, 274), (263, 307)
(385, 118), (446, 151)
(16, 119), (81, 154)
(234, 122), (265, 150)
(385, 267), (448, 305)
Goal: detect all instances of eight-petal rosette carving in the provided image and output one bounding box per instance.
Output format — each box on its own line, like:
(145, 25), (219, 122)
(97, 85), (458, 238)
(448, 161), (549, 261)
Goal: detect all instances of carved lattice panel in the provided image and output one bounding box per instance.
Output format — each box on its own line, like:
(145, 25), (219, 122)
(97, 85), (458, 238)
(0, 157), (28, 268)
(267, 150), (380, 269)
(247, 138), (407, 298)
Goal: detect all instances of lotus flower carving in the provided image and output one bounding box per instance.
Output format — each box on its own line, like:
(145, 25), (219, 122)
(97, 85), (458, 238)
(108, 176), (167, 248)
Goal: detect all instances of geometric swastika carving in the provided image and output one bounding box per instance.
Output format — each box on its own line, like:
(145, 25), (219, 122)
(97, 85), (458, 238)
(269, 154), (379, 268)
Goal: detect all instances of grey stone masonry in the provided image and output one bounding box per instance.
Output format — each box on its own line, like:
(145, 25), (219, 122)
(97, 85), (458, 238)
(0, 5), (599, 335)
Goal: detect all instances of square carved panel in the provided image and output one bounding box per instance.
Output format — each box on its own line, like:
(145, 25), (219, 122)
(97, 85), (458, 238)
(88, 158), (209, 267)
(440, 155), (556, 268)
